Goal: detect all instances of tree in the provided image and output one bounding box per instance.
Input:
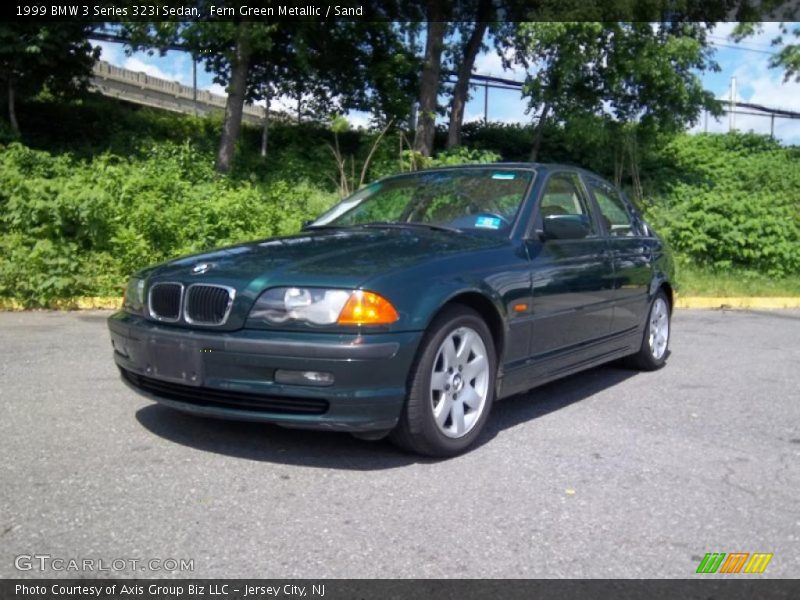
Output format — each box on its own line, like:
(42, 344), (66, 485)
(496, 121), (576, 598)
(413, 1), (448, 156)
(215, 23), (256, 172)
(446, 0), (494, 148)
(504, 22), (720, 170)
(733, 22), (800, 81)
(124, 19), (418, 173)
(0, 23), (99, 135)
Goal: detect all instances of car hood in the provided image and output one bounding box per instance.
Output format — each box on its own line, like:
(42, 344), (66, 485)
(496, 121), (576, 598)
(145, 227), (506, 291)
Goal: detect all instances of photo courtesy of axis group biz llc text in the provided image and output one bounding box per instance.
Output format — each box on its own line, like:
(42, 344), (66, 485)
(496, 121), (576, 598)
(1, 0), (799, 598)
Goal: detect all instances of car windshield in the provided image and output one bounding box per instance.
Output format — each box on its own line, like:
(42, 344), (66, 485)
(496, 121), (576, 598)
(311, 168), (534, 235)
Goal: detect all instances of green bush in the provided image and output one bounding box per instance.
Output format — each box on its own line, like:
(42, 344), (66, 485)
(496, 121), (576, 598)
(644, 133), (800, 277)
(0, 142), (337, 306)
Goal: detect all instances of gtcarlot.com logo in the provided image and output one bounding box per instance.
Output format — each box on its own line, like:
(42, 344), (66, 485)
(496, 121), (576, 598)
(15, 554), (194, 573)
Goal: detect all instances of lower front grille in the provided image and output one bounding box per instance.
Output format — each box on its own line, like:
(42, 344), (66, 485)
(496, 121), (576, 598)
(120, 368), (329, 415)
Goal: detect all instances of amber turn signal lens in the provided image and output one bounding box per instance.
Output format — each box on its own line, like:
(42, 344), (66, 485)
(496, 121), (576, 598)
(337, 291), (399, 325)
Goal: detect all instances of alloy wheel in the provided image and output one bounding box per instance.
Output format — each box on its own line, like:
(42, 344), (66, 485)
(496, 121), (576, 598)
(429, 326), (490, 438)
(648, 297), (670, 360)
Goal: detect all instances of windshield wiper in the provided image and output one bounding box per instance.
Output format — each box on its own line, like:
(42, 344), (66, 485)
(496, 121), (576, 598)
(357, 221), (461, 234)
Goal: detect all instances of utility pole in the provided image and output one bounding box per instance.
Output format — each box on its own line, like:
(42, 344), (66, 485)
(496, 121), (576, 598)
(192, 57), (197, 116)
(483, 81), (489, 123)
(729, 77), (736, 132)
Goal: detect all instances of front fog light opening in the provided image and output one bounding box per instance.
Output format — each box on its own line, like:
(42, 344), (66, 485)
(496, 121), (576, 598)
(274, 369), (335, 387)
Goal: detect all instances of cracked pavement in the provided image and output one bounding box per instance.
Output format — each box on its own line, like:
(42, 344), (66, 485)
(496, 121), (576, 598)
(0, 309), (798, 578)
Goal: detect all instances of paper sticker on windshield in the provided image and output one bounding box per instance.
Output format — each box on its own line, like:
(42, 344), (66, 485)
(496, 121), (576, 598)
(492, 172), (516, 180)
(475, 216), (502, 229)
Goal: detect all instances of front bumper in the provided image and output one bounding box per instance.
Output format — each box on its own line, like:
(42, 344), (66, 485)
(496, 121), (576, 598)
(107, 312), (423, 432)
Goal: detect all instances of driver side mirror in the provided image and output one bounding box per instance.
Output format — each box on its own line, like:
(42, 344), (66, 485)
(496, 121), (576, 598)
(541, 214), (592, 240)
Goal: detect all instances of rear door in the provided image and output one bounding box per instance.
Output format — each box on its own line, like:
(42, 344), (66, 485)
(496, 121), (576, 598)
(525, 171), (615, 360)
(583, 177), (653, 334)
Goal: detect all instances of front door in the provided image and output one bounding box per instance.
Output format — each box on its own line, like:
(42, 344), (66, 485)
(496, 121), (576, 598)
(525, 172), (616, 361)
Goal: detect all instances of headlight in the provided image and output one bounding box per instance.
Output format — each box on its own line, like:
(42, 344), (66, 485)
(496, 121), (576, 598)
(123, 277), (146, 314)
(248, 287), (398, 326)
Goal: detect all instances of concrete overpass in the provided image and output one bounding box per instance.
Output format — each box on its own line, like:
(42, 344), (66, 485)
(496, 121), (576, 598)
(89, 60), (280, 125)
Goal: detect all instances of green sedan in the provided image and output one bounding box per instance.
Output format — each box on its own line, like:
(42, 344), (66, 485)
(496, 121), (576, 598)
(108, 163), (674, 457)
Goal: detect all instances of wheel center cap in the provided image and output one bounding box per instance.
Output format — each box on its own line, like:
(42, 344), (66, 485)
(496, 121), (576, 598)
(452, 373), (464, 392)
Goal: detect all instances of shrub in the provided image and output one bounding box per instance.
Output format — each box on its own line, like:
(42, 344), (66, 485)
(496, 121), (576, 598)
(643, 133), (800, 277)
(0, 142), (337, 306)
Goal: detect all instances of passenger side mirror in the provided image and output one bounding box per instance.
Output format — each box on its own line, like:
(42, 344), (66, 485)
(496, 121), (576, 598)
(542, 214), (592, 240)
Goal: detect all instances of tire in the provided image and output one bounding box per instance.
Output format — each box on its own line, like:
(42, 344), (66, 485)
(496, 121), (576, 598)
(390, 305), (497, 457)
(627, 289), (671, 371)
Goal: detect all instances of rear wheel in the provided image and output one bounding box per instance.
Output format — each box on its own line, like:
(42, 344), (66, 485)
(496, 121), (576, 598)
(390, 305), (496, 457)
(627, 289), (671, 370)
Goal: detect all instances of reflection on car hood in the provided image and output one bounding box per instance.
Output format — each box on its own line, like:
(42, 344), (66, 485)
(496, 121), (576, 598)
(144, 227), (506, 289)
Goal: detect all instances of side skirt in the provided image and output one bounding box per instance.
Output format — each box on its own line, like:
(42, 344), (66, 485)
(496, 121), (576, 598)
(498, 327), (642, 399)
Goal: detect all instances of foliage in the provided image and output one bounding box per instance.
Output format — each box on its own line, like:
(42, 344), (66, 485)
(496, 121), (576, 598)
(733, 21), (800, 81)
(0, 23), (99, 133)
(498, 21), (722, 170)
(643, 133), (800, 277)
(1, 94), (798, 305)
(123, 19), (419, 172)
(0, 142), (337, 306)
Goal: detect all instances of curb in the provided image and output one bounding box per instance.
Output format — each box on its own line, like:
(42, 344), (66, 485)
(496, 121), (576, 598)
(675, 297), (800, 309)
(0, 297), (122, 311)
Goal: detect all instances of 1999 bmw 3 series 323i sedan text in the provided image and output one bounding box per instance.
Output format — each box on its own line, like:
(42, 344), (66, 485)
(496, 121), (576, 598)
(108, 163), (674, 457)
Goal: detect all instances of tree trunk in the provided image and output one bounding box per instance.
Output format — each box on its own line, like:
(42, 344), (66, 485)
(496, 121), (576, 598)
(8, 75), (19, 135)
(529, 103), (550, 162)
(260, 92), (270, 159)
(446, 1), (491, 149)
(613, 144), (624, 188)
(215, 26), (251, 174)
(297, 89), (302, 125)
(627, 133), (643, 203)
(413, 4), (446, 157)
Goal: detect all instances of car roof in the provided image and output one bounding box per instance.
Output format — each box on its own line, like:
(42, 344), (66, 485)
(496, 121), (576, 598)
(419, 162), (608, 180)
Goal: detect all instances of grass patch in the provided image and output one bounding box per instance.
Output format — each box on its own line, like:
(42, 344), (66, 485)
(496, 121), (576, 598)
(677, 265), (800, 297)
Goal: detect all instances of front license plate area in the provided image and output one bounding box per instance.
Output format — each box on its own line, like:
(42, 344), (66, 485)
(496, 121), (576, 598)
(147, 337), (203, 386)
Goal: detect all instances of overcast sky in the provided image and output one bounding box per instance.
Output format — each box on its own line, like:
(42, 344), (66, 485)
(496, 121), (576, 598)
(93, 22), (800, 145)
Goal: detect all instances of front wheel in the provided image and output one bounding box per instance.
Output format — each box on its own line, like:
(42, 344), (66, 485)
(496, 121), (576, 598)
(390, 305), (496, 457)
(627, 290), (671, 370)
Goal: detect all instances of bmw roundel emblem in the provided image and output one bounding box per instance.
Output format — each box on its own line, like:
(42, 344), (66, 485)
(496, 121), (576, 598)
(191, 262), (212, 275)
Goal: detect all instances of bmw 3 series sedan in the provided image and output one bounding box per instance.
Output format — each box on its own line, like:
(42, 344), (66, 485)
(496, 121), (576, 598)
(108, 164), (674, 456)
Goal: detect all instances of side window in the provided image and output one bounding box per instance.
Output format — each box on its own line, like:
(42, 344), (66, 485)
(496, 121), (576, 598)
(539, 174), (596, 235)
(589, 182), (637, 237)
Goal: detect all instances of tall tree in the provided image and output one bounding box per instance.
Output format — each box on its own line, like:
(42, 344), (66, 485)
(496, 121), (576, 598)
(504, 22), (720, 162)
(446, 0), (494, 148)
(734, 22), (800, 81)
(413, 1), (447, 156)
(122, 20), (274, 173)
(216, 23), (254, 172)
(125, 19), (417, 172)
(0, 23), (98, 135)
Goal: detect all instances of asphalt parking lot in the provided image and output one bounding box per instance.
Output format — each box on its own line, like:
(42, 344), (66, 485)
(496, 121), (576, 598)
(1, 309), (798, 578)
